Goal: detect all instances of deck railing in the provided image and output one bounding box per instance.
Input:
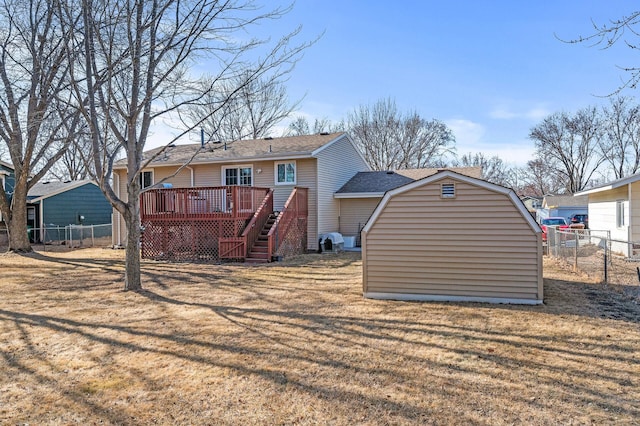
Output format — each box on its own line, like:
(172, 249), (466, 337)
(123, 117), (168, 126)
(141, 186), (270, 221)
(268, 187), (308, 257)
(219, 189), (274, 259)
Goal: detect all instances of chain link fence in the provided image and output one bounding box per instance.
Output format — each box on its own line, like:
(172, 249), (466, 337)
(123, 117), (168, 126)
(546, 227), (640, 300)
(0, 223), (112, 251)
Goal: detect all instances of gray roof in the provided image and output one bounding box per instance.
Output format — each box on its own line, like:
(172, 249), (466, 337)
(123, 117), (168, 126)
(28, 180), (95, 200)
(336, 171), (415, 194)
(542, 194), (588, 208)
(114, 132), (347, 169)
(336, 167), (483, 195)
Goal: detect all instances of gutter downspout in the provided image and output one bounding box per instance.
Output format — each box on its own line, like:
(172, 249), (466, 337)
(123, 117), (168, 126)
(186, 166), (195, 187)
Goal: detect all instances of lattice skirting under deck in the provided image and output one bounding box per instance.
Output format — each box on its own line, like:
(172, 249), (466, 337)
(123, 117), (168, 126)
(141, 219), (248, 262)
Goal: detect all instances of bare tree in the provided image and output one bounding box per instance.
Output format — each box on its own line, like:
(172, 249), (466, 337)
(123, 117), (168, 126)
(193, 72), (299, 142)
(518, 159), (566, 196)
(47, 137), (92, 181)
(0, 0), (81, 252)
(600, 97), (640, 179)
(63, 0), (309, 291)
(529, 108), (605, 193)
(454, 152), (514, 186)
(285, 116), (345, 136)
(567, 11), (640, 93)
(348, 98), (454, 171)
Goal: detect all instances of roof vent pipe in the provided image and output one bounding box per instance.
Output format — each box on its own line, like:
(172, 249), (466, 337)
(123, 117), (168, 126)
(200, 128), (204, 148)
(224, 142), (227, 151)
(269, 145), (272, 153)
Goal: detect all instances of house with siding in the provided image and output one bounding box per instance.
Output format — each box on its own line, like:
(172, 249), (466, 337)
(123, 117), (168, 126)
(335, 167), (482, 244)
(575, 173), (640, 257)
(27, 180), (112, 242)
(0, 160), (15, 216)
(361, 170), (543, 304)
(0, 160), (15, 242)
(112, 132), (371, 261)
(536, 194), (587, 223)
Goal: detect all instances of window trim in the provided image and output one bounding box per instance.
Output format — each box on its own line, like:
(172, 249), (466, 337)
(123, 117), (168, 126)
(440, 182), (456, 199)
(274, 160), (297, 186)
(616, 199), (627, 228)
(221, 164), (254, 186)
(140, 169), (154, 189)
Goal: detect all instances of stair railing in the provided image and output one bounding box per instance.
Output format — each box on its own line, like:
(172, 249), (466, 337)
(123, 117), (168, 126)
(268, 187), (308, 257)
(239, 189), (274, 258)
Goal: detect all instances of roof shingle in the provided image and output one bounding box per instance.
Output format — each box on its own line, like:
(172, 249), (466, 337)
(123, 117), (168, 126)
(115, 132), (347, 169)
(336, 167), (483, 194)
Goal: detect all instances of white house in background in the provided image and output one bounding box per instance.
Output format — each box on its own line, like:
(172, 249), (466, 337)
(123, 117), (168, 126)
(575, 173), (640, 257)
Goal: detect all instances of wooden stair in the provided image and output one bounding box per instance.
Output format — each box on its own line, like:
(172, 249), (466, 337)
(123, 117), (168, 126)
(245, 214), (277, 264)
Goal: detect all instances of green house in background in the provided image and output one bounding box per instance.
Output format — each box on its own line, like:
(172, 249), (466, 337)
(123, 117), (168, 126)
(27, 180), (112, 242)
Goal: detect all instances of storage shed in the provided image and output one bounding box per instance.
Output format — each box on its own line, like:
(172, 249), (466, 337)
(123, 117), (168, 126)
(361, 170), (543, 304)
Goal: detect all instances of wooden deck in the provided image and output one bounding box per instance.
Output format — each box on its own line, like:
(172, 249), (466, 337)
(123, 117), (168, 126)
(140, 186), (270, 221)
(140, 186), (307, 262)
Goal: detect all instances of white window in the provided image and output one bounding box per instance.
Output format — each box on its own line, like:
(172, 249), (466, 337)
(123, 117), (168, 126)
(441, 183), (455, 198)
(140, 170), (153, 189)
(222, 165), (253, 186)
(275, 161), (296, 185)
(616, 200), (627, 228)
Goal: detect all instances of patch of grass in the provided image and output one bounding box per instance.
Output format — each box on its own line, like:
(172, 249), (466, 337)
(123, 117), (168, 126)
(0, 249), (639, 425)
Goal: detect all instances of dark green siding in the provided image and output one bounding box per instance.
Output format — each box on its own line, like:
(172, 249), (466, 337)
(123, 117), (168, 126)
(41, 184), (111, 226)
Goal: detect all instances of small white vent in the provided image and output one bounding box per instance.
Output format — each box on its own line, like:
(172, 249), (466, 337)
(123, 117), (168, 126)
(441, 183), (455, 198)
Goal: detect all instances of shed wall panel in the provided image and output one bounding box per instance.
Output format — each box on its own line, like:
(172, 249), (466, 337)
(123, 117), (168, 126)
(364, 178), (541, 302)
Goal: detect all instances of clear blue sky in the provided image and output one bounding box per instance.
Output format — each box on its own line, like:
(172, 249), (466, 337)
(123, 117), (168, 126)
(264, 1), (639, 166)
(151, 1), (639, 167)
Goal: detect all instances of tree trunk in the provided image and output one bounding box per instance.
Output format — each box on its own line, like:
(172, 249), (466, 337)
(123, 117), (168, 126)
(123, 203), (142, 291)
(7, 182), (32, 253)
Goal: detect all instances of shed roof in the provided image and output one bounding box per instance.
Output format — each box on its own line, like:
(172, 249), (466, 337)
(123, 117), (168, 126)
(362, 170), (541, 234)
(28, 180), (97, 202)
(335, 167), (483, 198)
(114, 132), (350, 169)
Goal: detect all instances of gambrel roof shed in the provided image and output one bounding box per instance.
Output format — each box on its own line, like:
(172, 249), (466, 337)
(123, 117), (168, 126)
(361, 170), (543, 304)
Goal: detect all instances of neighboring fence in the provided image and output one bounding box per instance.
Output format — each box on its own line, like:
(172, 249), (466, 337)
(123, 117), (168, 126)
(0, 223), (112, 250)
(547, 227), (640, 299)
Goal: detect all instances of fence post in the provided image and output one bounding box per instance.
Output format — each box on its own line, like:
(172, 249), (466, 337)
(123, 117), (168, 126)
(91, 225), (95, 247)
(574, 229), (579, 272)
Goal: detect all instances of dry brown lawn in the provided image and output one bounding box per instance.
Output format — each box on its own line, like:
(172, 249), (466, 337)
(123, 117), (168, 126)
(0, 248), (639, 425)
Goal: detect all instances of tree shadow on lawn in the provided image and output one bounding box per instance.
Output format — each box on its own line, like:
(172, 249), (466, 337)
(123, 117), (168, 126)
(427, 276), (640, 326)
(2, 291), (639, 423)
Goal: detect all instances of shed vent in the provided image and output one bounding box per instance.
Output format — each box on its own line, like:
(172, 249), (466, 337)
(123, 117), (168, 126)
(441, 183), (455, 198)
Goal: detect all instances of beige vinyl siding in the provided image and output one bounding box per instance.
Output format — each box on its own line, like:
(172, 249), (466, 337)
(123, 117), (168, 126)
(193, 164), (222, 186)
(315, 135), (370, 240)
(339, 198), (380, 238)
(153, 166), (192, 187)
(363, 178), (541, 302)
(113, 169), (127, 246)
